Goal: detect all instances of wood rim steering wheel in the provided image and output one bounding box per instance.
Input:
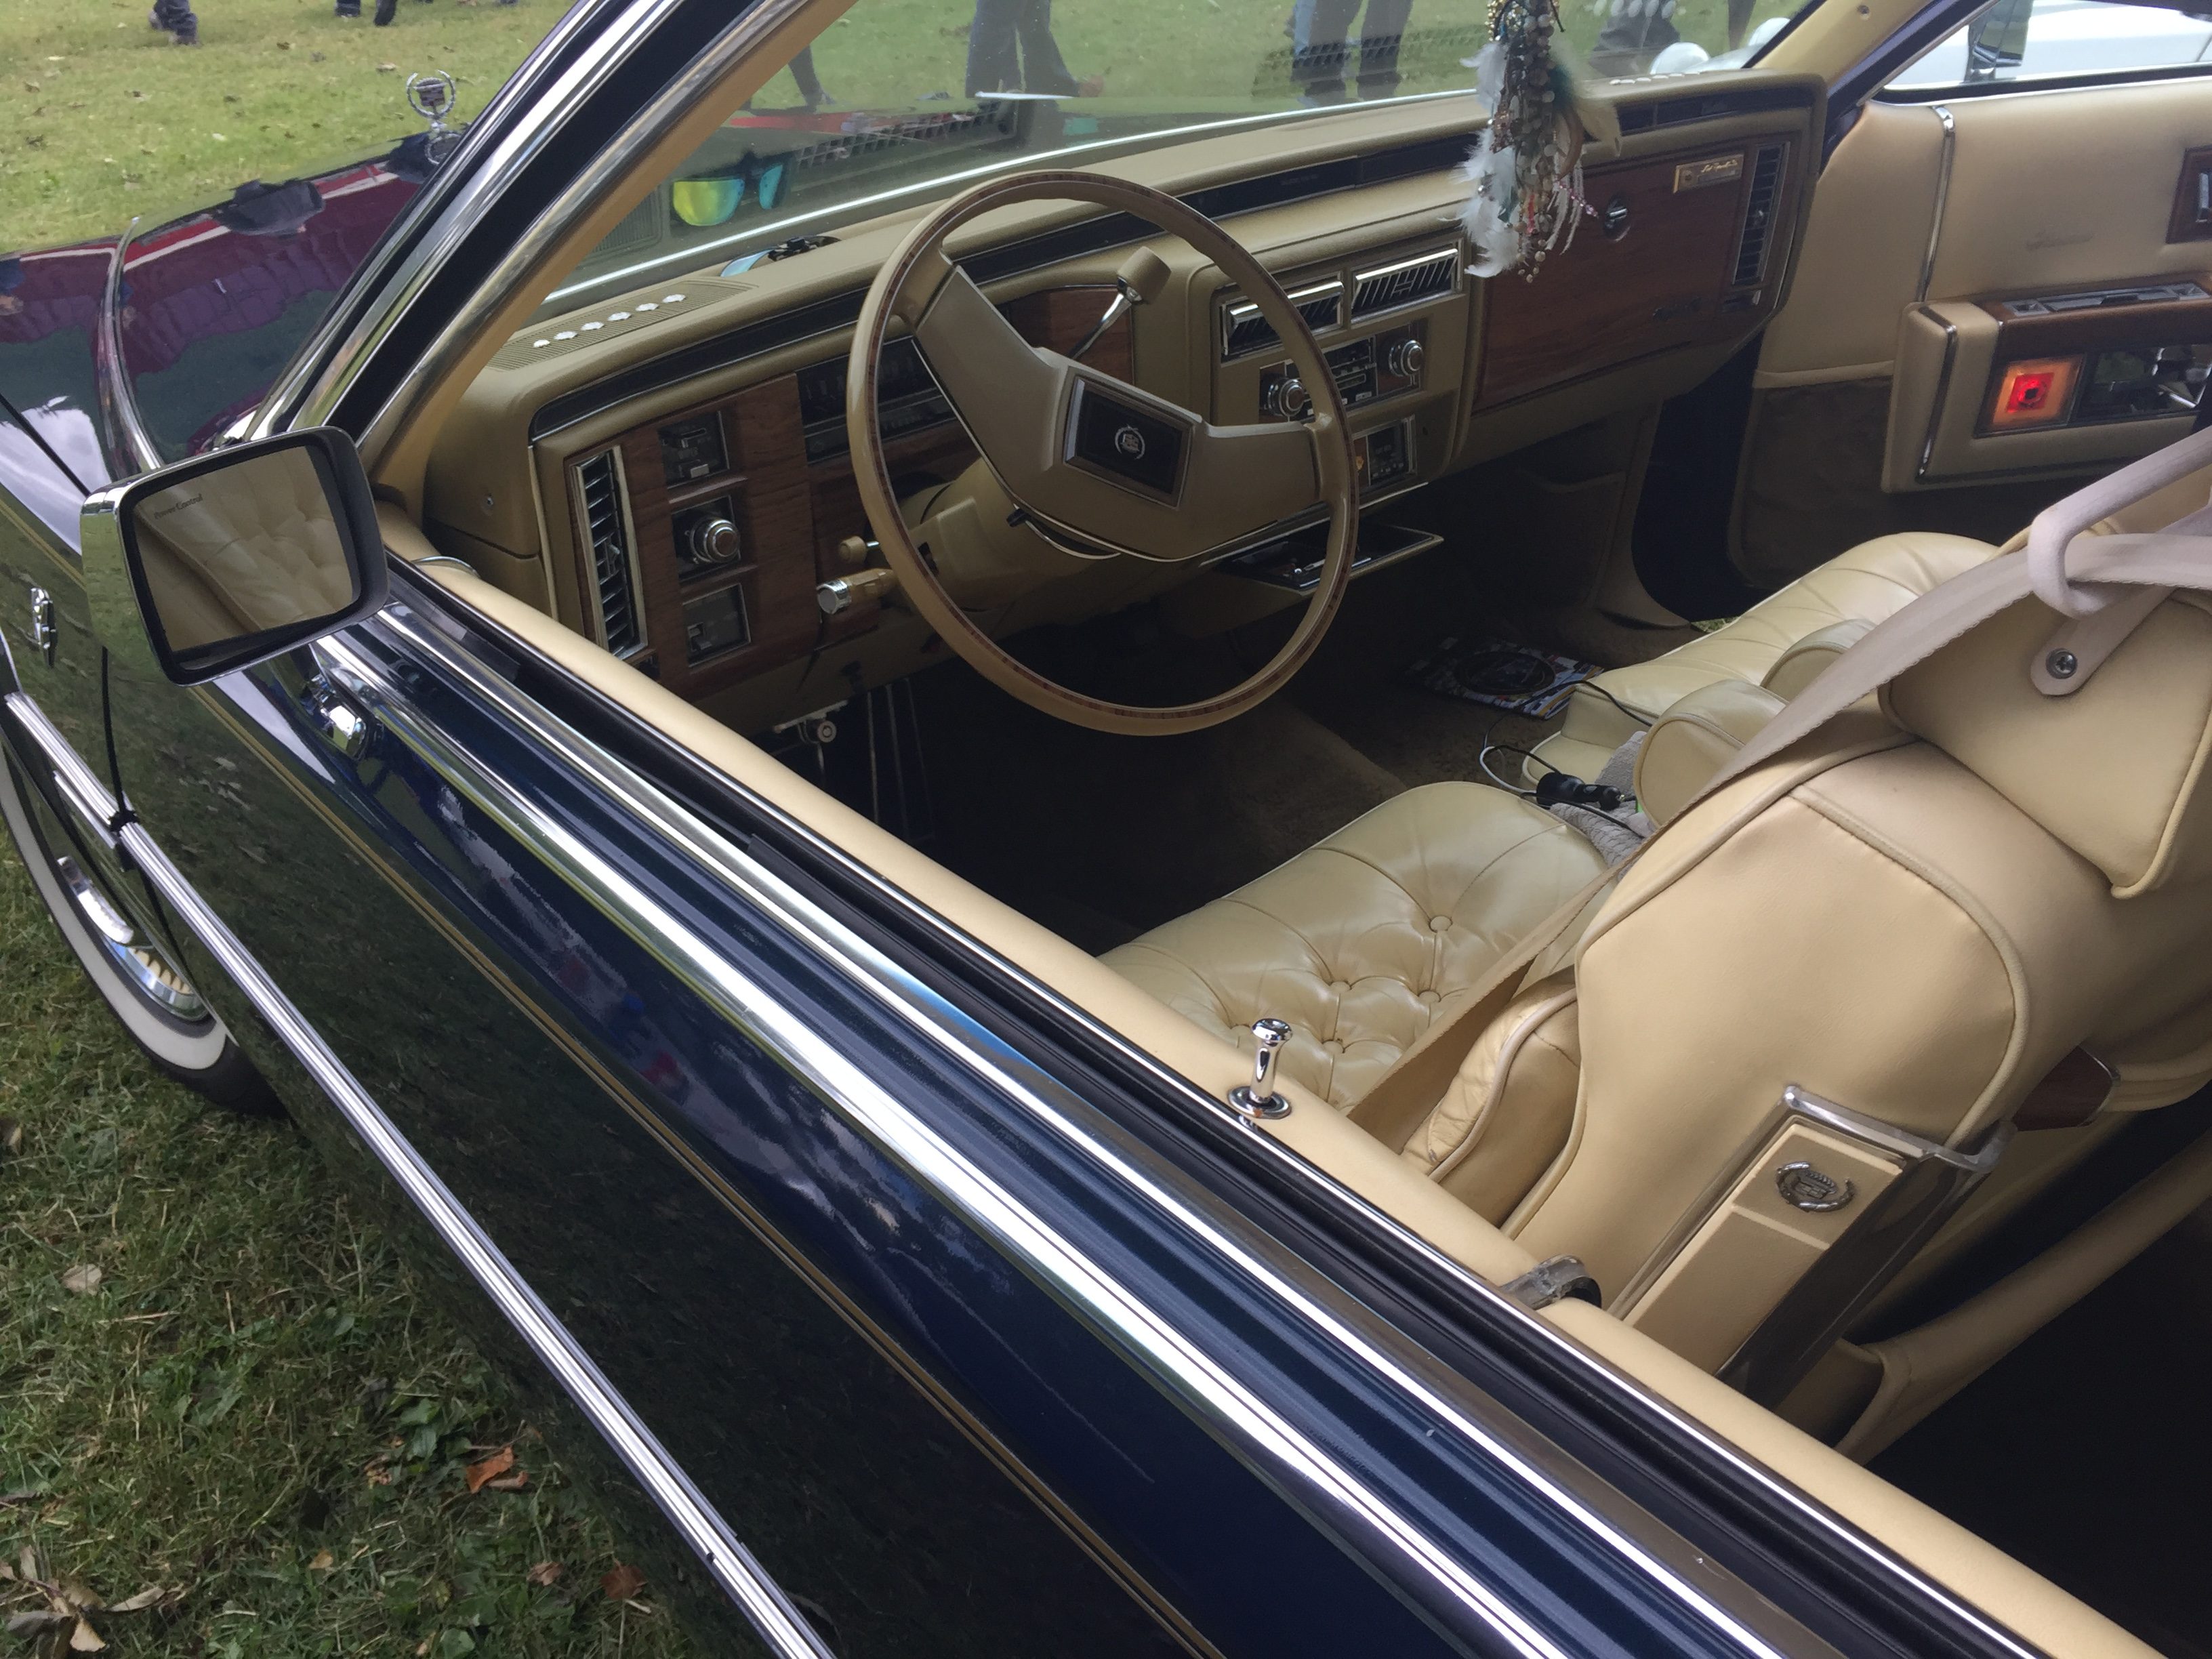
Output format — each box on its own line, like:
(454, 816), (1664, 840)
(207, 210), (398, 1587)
(846, 170), (1360, 736)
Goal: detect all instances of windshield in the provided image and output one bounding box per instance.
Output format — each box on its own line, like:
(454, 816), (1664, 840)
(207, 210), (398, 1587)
(555, 0), (1811, 310)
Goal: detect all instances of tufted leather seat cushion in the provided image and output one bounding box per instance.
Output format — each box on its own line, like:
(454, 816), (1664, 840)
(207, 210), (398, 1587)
(1101, 783), (1607, 1108)
(1528, 531), (2000, 783)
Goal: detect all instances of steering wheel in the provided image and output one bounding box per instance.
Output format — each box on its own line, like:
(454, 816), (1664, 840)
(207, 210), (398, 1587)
(846, 170), (1359, 735)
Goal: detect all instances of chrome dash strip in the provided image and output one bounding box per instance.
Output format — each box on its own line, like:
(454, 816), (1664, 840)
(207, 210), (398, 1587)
(319, 626), (1573, 1659)
(109, 815), (834, 1659)
(337, 614), (1820, 1659)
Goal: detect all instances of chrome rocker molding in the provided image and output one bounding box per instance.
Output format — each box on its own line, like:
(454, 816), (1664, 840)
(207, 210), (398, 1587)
(3, 693), (834, 1659)
(328, 609), (1838, 1659)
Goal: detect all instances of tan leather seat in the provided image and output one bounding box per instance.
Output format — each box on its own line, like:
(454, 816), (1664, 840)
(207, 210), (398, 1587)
(1528, 531), (1999, 783)
(1102, 783), (1607, 1108)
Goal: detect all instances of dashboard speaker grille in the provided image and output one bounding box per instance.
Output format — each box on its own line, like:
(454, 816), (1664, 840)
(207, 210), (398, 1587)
(1221, 281), (1345, 359)
(1730, 143), (1787, 289)
(1350, 249), (1457, 320)
(577, 450), (642, 657)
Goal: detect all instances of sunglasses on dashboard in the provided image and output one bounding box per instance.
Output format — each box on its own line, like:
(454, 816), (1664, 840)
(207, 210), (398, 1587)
(670, 152), (788, 227)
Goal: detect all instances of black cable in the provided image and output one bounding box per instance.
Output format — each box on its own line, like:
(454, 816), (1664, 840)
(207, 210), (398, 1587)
(1573, 676), (1656, 729)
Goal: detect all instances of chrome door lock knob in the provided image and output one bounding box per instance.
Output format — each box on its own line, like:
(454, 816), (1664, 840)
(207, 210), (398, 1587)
(1228, 1017), (1294, 1121)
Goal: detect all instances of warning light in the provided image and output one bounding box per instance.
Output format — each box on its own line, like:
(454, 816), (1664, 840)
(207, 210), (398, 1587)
(2007, 371), (2055, 413)
(1987, 355), (2081, 431)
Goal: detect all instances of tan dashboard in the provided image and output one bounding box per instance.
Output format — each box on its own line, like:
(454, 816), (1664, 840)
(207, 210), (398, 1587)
(424, 73), (1822, 735)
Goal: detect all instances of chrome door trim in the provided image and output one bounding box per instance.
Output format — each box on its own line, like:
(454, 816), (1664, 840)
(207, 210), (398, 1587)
(369, 586), (2052, 1659)
(250, 0), (687, 449)
(248, 0), (629, 443)
(317, 628), (1578, 1659)
(1913, 105), (1954, 305)
(266, 0), (806, 468)
(5, 691), (123, 853)
(325, 611), (1846, 1659)
(5, 691), (833, 1659)
(101, 222), (165, 476)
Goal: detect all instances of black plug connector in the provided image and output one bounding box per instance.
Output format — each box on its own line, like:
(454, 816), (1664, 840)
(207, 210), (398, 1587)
(1534, 772), (1628, 813)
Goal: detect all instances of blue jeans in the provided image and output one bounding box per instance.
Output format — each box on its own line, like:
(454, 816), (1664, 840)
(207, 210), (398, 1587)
(966, 0), (1078, 97)
(1292, 0), (1415, 103)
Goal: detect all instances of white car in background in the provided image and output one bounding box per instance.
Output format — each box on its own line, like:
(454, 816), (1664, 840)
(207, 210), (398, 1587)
(1668, 0), (2212, 79)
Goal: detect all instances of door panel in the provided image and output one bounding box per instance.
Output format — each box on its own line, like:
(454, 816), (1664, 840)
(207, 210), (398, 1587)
(1734, 73), (2212, 585)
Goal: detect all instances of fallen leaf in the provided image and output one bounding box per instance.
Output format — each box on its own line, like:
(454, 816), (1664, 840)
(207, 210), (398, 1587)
(4, 1611), (70, 1638)
(462, 1446), (514, 1494)
(0, 1115), (23, 1155)
(525, 1561), (562, 1588)
(0, 1488), (46, 1509)
(377, 61), (398, 72)
(57, 1576), (101, 1611)
(104, 1586), (169, 1613)
(599, 1563), (645, 1602)
(307, 1551), (334, 1572)
(68, 1615), (106, 1652)
(485, 1472), (527, 1491)
(60, 1263), (102, 1295)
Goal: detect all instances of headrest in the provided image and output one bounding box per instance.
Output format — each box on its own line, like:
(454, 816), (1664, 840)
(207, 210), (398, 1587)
(1762, 617), (1873, 701)
(1636, 680), (1786, 827)
(1885, 590), (2212, 897)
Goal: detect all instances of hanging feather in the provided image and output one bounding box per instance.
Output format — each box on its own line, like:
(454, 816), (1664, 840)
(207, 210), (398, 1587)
(1457, 0), (1597, 282)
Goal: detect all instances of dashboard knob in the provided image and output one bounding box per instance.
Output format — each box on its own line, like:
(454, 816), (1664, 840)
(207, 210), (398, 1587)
(1386, 337), (1425, 380)
(1271, 375), (1312, 421)
(688, 516), (741, 564)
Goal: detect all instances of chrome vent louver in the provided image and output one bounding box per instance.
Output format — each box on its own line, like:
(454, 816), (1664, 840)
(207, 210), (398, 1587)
(1730, 143), (1787, 289)
(1221, 280), (1345, 359)
(1350, 249), (1457, 319)
(577, 451), (642, 657)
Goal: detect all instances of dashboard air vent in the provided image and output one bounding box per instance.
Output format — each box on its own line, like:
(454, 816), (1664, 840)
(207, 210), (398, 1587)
(1730, 142), (1788, 289)
(577, 451), (642, 657)
(1351, 249), (1457, 319)
(1221, 280), (1345, 359)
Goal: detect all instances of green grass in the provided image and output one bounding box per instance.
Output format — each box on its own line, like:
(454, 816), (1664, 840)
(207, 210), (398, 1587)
(0, 0), (1805, 253)
(0, 844), (694, 1659)
(1, 0), (563, 251)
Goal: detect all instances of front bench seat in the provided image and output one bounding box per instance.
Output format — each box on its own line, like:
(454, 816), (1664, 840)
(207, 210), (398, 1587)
(1528, 531), (2000, 783)
(1102, 784), (1607, 1109)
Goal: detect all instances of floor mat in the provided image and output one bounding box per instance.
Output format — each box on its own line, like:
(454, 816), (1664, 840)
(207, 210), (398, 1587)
(1405, 637), (1599, 720)
(1872, 1206), (2212, 1657)
(914, 661), (1406, 951)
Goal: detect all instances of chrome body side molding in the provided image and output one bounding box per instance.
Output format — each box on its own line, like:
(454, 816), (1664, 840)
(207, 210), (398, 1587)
(3, 686), (834, 1659)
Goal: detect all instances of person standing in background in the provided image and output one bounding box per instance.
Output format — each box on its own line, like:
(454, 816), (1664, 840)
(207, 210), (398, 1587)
(147, 0), (199, 45)
(1290, 0), (1416, 104)
(965, 0), (1080, 98)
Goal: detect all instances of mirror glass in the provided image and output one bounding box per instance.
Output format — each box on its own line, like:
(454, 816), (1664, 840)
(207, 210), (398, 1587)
(129, 441), (363, 663)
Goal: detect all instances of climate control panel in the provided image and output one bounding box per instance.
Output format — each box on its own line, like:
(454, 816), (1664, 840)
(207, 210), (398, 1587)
(1258, 321), (1427, 422)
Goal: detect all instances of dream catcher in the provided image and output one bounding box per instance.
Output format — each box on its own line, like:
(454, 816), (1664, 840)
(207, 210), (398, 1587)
(1458, 0), (1597, 281)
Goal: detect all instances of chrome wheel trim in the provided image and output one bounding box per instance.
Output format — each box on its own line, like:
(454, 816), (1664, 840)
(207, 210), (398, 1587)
(52, 853), (210, 1019)
(1, 750), (230, 1069)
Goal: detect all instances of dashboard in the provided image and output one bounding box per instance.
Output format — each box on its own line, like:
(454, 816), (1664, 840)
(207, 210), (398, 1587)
(426, 74), (1823, 735)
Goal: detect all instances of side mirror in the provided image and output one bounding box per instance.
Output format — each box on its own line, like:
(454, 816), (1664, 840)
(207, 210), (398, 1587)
(82, 428), (387, 687)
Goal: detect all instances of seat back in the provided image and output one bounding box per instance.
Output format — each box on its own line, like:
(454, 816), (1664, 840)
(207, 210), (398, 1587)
(1408, 439), (2212, 1396)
